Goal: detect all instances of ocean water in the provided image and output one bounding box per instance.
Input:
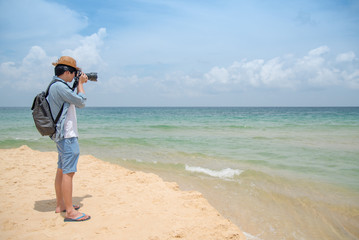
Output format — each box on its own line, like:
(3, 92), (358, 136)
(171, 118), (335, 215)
(1, 107), (358, 239)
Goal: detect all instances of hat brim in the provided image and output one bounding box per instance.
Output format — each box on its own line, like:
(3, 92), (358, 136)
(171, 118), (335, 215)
(52, 62), (80, 70)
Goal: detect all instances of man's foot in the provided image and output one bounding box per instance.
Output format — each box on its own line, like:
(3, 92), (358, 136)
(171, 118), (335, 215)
(64, 213), (91, 222)
(55, 205), (80, 213)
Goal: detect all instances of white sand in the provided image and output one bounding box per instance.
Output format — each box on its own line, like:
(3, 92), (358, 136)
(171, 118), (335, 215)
(0, 146), (245, 240)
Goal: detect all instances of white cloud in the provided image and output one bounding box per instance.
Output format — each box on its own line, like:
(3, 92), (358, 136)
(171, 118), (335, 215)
(336, 52), (356, 62)
(308, 46), (330, 56)
(0, 28), (107, 91)
(204, 67), (229, 84)
(260, 57), (294, 88)
(341, 70), (359, 89)
(62, 28), (107, 71)
(99, 45), (359, 99)
(197, 46), (359, 92)
(1, 43), (358, 103)
(0, 46), (54, 90)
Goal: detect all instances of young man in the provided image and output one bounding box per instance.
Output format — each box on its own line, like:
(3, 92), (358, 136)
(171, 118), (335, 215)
(48, 56), (90, 222)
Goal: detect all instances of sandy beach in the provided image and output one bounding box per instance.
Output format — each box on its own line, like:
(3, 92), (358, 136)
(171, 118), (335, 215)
(0, 145), (245, 240)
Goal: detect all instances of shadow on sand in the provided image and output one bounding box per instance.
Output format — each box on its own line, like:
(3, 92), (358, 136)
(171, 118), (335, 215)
(34, 194), (92, 212)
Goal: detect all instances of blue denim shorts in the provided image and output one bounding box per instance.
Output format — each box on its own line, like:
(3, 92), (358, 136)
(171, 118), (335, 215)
(56, 137), (80, 174)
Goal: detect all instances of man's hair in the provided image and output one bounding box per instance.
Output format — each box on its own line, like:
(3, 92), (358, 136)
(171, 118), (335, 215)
(55, 64), (77, 76)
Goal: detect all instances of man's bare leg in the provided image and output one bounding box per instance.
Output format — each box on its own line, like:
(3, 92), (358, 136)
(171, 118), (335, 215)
(62, 172), (89, 220)
(55, 168), (65, 213)
(55, 168), (81, 213)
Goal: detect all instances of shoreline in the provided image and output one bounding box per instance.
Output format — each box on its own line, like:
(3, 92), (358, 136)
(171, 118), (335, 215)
(0, 145), (245, 240)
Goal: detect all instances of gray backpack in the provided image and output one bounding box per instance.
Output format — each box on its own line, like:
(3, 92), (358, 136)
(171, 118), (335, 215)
(31, 80), (68, 136)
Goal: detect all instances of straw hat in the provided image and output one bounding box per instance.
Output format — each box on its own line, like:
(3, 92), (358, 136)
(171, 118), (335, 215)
(52, 56), (80, 70)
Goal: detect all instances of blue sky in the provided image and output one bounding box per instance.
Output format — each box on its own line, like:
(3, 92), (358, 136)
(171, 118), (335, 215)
(0, 0), (358, 106)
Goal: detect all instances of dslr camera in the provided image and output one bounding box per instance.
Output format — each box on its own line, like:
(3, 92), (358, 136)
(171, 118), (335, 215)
(72, 71), (98, 90)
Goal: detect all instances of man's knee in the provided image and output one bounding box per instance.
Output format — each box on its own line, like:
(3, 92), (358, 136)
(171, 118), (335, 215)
(64, 172), (75, 178)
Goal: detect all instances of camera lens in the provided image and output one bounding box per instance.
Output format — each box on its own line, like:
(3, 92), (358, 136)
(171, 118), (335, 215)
(86, 72), (98, 81)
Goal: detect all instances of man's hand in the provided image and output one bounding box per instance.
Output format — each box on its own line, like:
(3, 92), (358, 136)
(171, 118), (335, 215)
(77, 73), (87, 94)
(79, 72), (88, 84)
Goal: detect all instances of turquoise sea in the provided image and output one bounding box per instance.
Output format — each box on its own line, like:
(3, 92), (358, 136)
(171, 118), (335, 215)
(1, 107), (358, 239)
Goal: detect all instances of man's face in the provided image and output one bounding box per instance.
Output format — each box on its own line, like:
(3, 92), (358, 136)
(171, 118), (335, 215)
(63, 70), (76, 82)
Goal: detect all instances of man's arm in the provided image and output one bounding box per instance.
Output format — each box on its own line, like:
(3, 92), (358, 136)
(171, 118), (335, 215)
(58, 84), (87, 109)
(77, 72), (88, 95)
(59, 73), (88, 108)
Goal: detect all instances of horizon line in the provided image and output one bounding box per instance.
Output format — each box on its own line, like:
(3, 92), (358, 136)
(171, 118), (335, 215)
(1, 105), (359, 108)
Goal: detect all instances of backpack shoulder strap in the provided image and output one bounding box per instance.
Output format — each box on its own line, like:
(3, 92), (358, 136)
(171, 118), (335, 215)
(54, 104), (64, 124)
(45, 79), (71, 124)
(45, 79), (71, 97)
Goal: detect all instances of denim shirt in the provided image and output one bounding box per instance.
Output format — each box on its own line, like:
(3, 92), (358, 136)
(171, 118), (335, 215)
(47, 76), (87, 142)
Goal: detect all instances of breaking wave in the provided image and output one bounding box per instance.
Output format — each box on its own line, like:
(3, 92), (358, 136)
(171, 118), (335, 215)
(185, 165), (243, 180)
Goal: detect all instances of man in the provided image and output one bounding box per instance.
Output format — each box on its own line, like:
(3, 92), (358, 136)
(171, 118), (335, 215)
(48, 56), (90, 222)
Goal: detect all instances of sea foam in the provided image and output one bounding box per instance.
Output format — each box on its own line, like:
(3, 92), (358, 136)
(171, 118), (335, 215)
(185, 165), (243, 180)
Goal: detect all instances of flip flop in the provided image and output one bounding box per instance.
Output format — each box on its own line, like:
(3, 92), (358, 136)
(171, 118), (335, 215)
(64, 213), (91, 222)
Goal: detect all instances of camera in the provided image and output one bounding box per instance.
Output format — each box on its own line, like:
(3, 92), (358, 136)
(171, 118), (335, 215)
(77, 71), (98, 81)
(72, 71), (98, 90)
(83, 72), (98, 82)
